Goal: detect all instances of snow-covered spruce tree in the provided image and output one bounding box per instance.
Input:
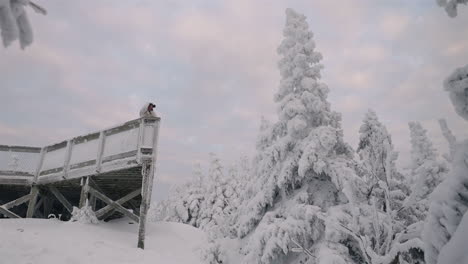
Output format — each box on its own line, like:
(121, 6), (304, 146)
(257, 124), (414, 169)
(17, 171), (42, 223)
(357, 110), (408, 213)
(198, 153), (236, 234)
(423, 65), (468, 264)
(352, 110), (428, 264)
(230, 8), (367, 264)
(152, 164), (206, 228)
(402, 122), (447, 222)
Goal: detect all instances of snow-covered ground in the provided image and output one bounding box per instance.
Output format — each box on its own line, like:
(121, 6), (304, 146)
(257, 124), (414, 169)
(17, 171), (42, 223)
(0, 219), (206, 264)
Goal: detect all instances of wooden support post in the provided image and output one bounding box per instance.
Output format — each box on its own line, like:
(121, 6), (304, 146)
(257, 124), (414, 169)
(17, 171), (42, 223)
(88, 186), (139, 223)
(26, 186), (39, 218)
(95, 188), (141, 219)
(79, 177), (90, 208)
(138, 119), (160, 250)
(138, 161), (152, 249)
(49, 186), (73, 213)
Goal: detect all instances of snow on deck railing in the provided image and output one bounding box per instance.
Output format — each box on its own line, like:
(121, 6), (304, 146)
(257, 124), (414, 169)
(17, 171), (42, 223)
(0, 117), (160, 185)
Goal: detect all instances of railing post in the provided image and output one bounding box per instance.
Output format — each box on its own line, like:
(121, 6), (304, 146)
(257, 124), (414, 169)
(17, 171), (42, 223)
(95, 131), (105, 173)
(136, 118), (145, 164)
(33, 147), (46, 183)
(63, 140), (73, 179)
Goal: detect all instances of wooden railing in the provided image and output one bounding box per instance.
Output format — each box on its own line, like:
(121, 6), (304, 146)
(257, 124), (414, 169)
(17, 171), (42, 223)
(0, 117), (160, 185)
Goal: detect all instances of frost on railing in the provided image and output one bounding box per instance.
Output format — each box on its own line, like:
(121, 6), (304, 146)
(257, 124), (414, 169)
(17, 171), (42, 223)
(0, 146), (41, 177)
(0, 117), (160, 184)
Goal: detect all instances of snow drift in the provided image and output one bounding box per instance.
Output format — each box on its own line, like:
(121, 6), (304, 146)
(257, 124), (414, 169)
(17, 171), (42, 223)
(0, 218), (206, 264)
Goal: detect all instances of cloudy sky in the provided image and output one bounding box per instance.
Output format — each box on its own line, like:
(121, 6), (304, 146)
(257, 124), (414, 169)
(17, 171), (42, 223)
(1, 0), (467, 200)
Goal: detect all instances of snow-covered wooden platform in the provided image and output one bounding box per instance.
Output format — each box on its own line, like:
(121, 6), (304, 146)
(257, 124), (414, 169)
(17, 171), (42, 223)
(0, 116), (161, 249)
(0, 117), (160, 186)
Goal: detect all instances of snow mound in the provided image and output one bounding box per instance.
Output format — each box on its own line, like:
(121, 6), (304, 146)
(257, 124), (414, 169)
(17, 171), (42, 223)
(0, 218), (206, 264)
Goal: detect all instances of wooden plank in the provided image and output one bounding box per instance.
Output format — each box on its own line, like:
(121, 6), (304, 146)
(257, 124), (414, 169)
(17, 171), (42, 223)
(72, 132), (99, 145)
(102, 150), (138, 163)
(45, 141), (67, 152)
(95, 188), (141, 219)
(2, 194), (31, 209)
(49, 186), (73, 213)
(95, 132), (105, 173)
(69, 160), (96, 170)
(0, 177), (31, 186)
(0, 206), (21, 218)
(0, 170), (34, 177)
(26, 186), (39, 218)
(88, 186), (139, 223)
(0, 145), (41, 153)
(105, 120), (140, 136)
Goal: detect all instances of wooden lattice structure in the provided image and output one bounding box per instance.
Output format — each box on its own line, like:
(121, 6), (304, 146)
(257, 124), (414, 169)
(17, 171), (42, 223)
(0, 116), (161, 249)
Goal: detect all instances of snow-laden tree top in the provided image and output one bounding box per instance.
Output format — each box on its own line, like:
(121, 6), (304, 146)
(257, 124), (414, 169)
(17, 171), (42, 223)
(437, 0), (468, 17)
(0, 0), (46, 49)
(275, 8), (341, 140)
(409, 121), (437, 168)
(444, 64), (468, 121)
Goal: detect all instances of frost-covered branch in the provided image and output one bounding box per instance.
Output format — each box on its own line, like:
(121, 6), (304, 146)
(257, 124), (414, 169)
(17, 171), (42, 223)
(0, 0), (46, 49)
(437, 0), (468, 17)
(438, 119), (457, 162)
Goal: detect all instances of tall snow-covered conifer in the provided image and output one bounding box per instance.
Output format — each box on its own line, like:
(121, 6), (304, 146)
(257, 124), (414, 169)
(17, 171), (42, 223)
(423, 65), (468, 264)
(233, 8), (363, 264)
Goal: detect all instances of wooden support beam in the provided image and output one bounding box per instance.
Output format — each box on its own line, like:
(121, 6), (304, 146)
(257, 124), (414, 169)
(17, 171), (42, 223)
(95, 188), (141, 219)
(90, 194), (97, 211)
(2, 194), (32, 209)
(26, 186), (39, 218)
(88, 186), (139, 223)
(88, 177), (106, 196)
(49, 186), (73, 213)
(79, 177), (90, 208)
(0, 206), (21, 218)
(43, 196), (53, 217)
(35, 208), (44, 218)
(127, 200), (140, 216)
(34, 196), (44, 213)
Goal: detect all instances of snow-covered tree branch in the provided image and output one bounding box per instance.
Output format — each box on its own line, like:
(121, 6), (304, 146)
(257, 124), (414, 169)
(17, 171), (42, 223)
(0, 0), (46, 49)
